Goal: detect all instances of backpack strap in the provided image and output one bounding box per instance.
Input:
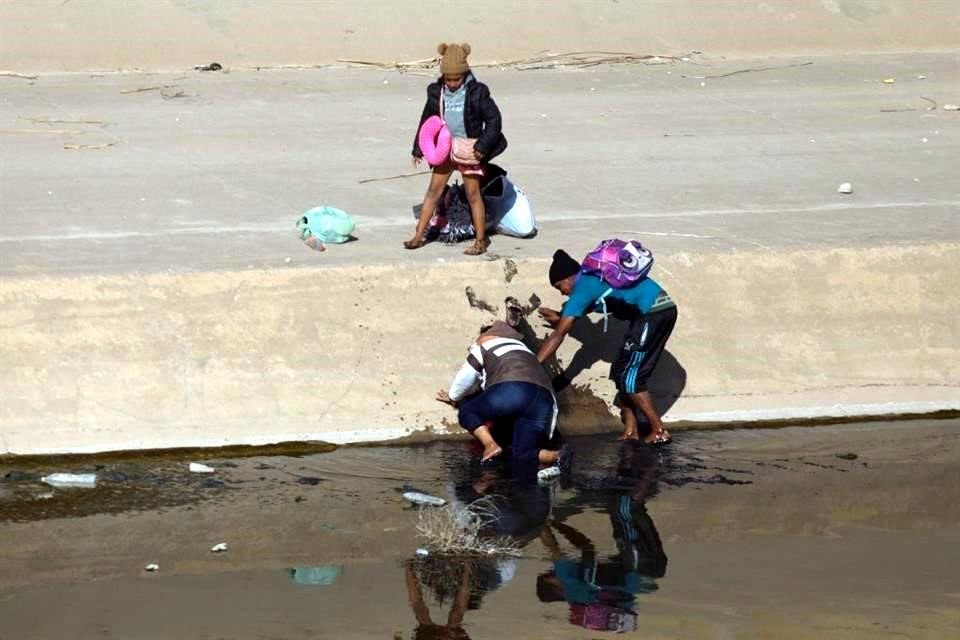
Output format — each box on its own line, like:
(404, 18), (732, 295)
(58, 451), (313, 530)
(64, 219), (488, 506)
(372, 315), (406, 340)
(597, 287), (614, 333)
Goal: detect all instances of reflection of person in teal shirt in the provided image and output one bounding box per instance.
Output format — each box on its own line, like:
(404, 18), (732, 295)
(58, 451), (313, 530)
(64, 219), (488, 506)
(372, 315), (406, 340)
(537, 249), (678, 443)
(537, 516), (663, 633)
(536, 443), (667, 633)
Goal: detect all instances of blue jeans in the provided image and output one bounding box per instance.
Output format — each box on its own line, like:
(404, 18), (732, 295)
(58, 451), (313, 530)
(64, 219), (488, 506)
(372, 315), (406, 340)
(458, 381), (557, 469)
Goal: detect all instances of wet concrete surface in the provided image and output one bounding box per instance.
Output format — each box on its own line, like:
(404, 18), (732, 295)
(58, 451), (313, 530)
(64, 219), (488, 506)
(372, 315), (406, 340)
(1, 418), (958, 639)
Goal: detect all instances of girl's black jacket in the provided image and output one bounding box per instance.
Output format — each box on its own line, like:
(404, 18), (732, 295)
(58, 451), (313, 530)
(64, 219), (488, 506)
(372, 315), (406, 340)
(412, 72), (508, 162)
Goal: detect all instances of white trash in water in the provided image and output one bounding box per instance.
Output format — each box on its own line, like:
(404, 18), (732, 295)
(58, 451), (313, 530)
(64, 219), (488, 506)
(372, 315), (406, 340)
(537, 466), (561, 481)
(189, 462), (215, 473)
(210, 542), (228, 553)
(402, 492), (446, 507)
(837, 182), (853, 194)
(41, 473), (97, 488)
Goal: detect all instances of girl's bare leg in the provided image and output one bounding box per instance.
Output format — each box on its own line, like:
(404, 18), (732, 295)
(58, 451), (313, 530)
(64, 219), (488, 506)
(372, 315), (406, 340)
(405, 161), (452, 249)
(461, 173), (488, 255)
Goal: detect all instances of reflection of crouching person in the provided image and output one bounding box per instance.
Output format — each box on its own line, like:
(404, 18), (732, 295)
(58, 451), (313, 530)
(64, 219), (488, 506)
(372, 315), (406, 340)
(438, 321), (562, 474)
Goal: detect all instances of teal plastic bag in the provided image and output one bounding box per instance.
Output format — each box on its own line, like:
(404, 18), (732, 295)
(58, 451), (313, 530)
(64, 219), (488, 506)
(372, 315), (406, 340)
(297, 206), (356, 244)
(289, 565), (343, 586)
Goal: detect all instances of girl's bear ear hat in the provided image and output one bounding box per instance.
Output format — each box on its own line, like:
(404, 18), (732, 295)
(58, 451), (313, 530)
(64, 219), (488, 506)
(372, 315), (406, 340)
(438, 42), (471, 75)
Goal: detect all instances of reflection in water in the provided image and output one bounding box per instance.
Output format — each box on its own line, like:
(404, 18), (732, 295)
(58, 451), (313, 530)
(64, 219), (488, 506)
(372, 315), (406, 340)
(288, 565), (343, 586)
(403, 468), (555, 639)
(404, 555), (513, 640)
(404, 440), (668, 635)
(537, 442), (667, 632)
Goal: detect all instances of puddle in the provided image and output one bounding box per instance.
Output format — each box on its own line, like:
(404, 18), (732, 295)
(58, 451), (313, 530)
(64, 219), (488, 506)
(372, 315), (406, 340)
(0, 419), (958, 638)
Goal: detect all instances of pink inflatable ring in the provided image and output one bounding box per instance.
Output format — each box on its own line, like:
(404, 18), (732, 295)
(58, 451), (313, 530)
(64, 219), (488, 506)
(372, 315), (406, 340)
(418, 115), (452, 166)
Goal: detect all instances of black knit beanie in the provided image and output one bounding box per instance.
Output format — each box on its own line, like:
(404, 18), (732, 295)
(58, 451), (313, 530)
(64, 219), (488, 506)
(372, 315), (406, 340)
(549, 249), (581, 285)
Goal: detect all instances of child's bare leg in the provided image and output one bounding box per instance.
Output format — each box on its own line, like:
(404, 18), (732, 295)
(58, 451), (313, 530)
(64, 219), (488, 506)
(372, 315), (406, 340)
(461, 173), (488, 254)
(405, 163), (451, 248)
(618, 404), (640, 440)
(471, 424), (502, 462)
(629, 390), (670, 443)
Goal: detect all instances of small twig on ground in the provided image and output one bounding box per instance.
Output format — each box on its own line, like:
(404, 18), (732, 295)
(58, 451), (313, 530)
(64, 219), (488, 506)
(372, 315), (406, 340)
(120, 84), (178, 94)
(336, 50), (700, 72)
(336, 57), (438, 70)
(21, 117), (107, 126)
(64, 142), (116, 150)
(0, 128), (82, 135)
(920, 96), (938, 110)
(682, 61), (813, 80)
(357, 170), (430, 184)
(0, 71), (38, 80)
(880, 107), (917, 112)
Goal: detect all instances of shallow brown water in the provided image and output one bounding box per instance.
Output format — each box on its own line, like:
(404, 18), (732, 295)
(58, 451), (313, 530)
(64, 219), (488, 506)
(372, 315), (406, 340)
(1, 419), (958, 639)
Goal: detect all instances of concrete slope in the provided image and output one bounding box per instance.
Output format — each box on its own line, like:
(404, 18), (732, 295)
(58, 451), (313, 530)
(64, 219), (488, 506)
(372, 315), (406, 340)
(1, 54), (958, 454)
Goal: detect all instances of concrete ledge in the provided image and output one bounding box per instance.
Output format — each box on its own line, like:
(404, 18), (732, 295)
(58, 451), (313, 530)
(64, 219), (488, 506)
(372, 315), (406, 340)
(2, 243), (957, 455)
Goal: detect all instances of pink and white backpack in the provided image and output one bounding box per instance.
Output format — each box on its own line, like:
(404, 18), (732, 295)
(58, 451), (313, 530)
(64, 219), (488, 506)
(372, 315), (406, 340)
(581, 238), (654, 289)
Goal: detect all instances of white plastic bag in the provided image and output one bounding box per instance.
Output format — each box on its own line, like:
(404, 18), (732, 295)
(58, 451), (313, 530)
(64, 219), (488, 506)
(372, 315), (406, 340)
(495, 183), (536, 238)
(42, 473), (97, 488)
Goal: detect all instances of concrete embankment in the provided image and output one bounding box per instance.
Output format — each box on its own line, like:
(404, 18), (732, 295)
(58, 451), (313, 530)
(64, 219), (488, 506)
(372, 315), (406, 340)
(2, 54), (958, 455)
(2, 244), (957, 455)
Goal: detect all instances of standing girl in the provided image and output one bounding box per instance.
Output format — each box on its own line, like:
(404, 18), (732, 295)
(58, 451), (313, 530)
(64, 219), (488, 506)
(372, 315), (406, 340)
(406, 43), (508, 255)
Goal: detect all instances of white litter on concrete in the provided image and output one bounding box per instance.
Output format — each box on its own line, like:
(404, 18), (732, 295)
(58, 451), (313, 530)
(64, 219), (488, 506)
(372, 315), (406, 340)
(210, 542), (228, 553)
(189, 462), (215, 473)
(837, 182), (853, 194)
(403, 491), (446, 507)
(41, 473), (97, 488)
(944, 104), (959, 111)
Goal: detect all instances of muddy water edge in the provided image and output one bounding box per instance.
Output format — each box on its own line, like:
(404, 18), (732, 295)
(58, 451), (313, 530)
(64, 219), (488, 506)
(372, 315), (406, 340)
(1, 418), (958, 639)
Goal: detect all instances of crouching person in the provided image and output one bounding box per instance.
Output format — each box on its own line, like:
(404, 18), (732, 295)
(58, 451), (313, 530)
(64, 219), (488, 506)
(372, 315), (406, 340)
(438, 321), (562, 476)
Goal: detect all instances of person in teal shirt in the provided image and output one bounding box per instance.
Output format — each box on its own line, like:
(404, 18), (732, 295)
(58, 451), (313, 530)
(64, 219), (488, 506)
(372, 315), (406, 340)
(536, 249), (677, 443)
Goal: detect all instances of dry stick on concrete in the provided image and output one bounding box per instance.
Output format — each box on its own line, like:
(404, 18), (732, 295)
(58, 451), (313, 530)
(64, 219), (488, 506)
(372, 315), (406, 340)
(0, 71), (39, 80)
(357, 170), (430, 184)
(64, 142), (116, 150)
(21, 117), (108, 126)
(336, 56), (438, 70)
(920, 96), (938, 110)
(505, 51), (692, 71)
(682, 61), (813, 79)
(0, 128), (83, 135)
(337, 50), (698, 72)
(120, 84), (178, 94)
